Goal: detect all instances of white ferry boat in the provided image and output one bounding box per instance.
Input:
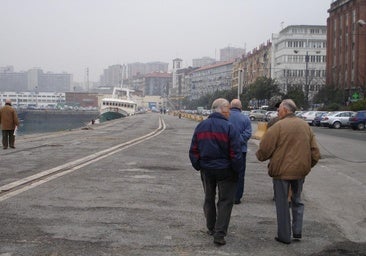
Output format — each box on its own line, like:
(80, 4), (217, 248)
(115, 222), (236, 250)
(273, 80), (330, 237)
(99, 87), (137, 122)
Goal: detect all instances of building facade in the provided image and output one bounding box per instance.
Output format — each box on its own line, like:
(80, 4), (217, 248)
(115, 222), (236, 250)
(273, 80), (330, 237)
(189, 61), (234, 100)
(192, 57), (216, 68)
(271, 25), (327, 103)
(126, 62), (169, 79)
(144, 72), (172, 97)
(327, 0), (366, 102)
(0, 91), (65, 108)
(0, 67), (72, 93)
(243, 41), (272, 86)
(220, 47), (246, 61)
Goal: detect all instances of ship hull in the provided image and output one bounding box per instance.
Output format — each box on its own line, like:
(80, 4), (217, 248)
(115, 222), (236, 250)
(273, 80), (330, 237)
(99, 111), (126, 122)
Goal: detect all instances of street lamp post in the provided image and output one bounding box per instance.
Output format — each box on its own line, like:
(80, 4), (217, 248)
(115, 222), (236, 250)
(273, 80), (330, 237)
(305, 51), (309, 105)
(294, 50), (310, 106)
(237, 69), (242, 99)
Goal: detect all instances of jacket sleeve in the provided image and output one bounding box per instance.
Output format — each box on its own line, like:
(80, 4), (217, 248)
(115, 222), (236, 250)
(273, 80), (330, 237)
(255, 126), (278, 162)
(13, 110), (19, 126)
(229, 125), (243, 173)
(189, 132), (201, 171)
(241, 118), (252, 142)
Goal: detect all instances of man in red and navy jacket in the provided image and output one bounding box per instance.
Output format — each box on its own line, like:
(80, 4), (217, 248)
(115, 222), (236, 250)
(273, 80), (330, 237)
(189, 98), (242, 246)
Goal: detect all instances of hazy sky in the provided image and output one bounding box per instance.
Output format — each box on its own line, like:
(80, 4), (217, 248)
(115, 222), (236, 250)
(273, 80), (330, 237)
(1, 0), (332, 82)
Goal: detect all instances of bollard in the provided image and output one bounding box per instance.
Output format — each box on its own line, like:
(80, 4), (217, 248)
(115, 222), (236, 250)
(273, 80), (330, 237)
(253, 122), (268, 140)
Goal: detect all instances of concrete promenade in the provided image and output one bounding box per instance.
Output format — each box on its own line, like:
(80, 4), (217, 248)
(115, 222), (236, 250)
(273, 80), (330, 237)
(0, 113), (365, 255)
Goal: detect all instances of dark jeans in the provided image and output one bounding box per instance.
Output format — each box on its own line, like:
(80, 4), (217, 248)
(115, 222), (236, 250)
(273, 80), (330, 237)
(235, 152), (247, 201)
(200, 169), (237, 238)
(273, 179), (305, 243)
(2, 130), (15, 148)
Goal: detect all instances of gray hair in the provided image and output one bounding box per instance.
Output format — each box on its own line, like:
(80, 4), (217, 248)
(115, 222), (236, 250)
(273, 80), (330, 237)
(281, 99), (297, 113)
(211, 98), (230, 113)
(230, 99), (242, 109)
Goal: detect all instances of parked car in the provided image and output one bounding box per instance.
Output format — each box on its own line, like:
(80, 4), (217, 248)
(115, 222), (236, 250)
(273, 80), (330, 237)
(349, 110), (366, 130)
(249, 109), (267, 121)
(320, 111), (356, 129)
(301, 111), (326, 126)
(265, 111), (278, 122)
(295, 111), (306, 117)
(313, 112), (330, 127)
(241, 110), (250, 117)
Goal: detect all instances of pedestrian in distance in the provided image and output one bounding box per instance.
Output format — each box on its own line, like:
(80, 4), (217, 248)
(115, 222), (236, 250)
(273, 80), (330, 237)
(0, 99), (19, 149)
(189, 98), (242, 246)
(255, 99), (321, 244)
(228, 99), (252, 204)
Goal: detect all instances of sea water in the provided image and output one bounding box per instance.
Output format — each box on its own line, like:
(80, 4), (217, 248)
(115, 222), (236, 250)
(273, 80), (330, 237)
(16, 110), (99, 136)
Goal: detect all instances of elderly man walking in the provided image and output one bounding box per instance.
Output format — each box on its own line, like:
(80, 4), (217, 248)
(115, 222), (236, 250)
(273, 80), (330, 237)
(189, 98), (242, 246)
(229, 99), (252, 204)
(0, 99), (19, 149)
(256, 99), (320, 244)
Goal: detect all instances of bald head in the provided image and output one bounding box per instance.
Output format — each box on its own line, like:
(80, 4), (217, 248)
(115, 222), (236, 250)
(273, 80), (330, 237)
(5, 99), (11, 104)
(230, 99), (242, 110)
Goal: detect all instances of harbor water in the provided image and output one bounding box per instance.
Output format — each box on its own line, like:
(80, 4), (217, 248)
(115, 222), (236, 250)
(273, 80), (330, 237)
(16, 110), (99, 136)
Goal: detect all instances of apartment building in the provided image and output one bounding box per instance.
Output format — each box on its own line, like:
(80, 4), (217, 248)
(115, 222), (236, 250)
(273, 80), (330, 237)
(189, 61), (233, 100)
(144, 72), (172, 96)
(243, 41), (272, 86)
(327, 0), (366, 102)
(271, 25), (327, 103)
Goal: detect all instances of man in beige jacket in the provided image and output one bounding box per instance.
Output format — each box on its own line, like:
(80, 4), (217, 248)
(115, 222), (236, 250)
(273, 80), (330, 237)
(256, 99), (320, 244)
(0, 99), (19, 149)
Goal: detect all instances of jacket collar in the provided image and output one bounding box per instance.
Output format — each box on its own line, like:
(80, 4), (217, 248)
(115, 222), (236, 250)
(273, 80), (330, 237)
(208, 112), (228, 120)
(230, 107), (241, 112)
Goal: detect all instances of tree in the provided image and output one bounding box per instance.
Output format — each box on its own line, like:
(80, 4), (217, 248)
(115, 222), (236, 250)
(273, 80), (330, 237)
(244, 77), (281, 108)
(283, 85), (306, 109)
(313, 84), (344, 106)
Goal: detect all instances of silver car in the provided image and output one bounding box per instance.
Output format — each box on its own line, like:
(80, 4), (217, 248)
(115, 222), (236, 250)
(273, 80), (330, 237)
(320, 111), (356, 129)
(249, 109), (267, 121)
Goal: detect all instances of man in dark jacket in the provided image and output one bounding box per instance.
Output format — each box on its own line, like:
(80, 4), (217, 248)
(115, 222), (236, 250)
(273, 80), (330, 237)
(229, 99), (252, 204)
(0, 99), (19, 149)
(189, 98), (242, 246)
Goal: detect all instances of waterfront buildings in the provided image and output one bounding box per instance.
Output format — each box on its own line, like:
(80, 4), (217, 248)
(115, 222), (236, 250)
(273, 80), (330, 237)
(0, 91), (65, 108)
(271, 25), (327, 103)
(0, 66), (72, 92)
(327, 0), (366, 102)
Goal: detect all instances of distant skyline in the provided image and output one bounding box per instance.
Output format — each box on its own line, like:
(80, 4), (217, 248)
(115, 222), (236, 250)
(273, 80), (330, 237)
(1, 0), (332, 83)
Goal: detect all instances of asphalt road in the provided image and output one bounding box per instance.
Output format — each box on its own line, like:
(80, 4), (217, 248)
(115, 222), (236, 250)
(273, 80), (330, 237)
(0, 113), (365, 255)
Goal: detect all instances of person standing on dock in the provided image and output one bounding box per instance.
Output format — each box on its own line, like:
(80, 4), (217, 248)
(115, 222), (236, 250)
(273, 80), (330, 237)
(0, 99), (19, 149)
(189, 98), (242, 246)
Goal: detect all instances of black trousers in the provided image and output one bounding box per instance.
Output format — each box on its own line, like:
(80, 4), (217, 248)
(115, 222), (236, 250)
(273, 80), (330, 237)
(201, 169), (237, 238)
(2, 130), (15, 148)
